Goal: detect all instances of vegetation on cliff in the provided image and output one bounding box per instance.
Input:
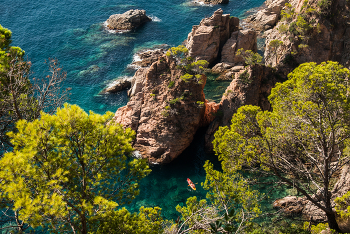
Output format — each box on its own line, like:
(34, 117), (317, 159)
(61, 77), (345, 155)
(0, 24), (69, 153)
(213, 61), (350, 232)
(0, 25), (162, 233)
(0, 104), (161, 233)
(166, 45), (209, 84)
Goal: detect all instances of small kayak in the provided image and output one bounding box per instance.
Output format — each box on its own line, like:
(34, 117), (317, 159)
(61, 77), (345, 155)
(187, 178), (196, 190)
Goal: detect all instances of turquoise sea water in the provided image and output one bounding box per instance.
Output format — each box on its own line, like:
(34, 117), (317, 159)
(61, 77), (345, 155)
(1, 0), (282, 222)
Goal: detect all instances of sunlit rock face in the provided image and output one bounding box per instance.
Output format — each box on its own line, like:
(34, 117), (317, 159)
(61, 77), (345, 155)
(185, 8), (239, 65)
(114, 55), (214, 164)
(106, 9), (151, 31)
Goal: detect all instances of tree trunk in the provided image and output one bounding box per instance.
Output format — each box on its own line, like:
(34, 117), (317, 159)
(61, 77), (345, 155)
(326, 212), (342, 233)
(80, 213), (87, 234)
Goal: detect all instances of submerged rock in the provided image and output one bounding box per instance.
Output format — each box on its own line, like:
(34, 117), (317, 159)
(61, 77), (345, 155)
(106, 9), (151, 31)
(77, 65), (100, 77)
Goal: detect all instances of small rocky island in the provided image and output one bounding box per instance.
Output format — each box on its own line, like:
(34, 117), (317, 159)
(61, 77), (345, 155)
(106, 9), (151, 31)
(195, 0), (229, 4)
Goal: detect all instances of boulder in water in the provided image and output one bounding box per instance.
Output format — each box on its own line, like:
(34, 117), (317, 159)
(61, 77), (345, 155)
(101, 77), (133, 94)
(106, 9), (151, 31)
(196, 0), (229, 4)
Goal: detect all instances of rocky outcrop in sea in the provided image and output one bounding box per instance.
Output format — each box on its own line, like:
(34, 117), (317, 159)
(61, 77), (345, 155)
(185, 9), (239, 65)
(195, 0), (229, 5)
(112, 8), (269, 164)
(106, 9), (152, 31)
(113, 54), (210, 164)
(113, 0), (350, 167)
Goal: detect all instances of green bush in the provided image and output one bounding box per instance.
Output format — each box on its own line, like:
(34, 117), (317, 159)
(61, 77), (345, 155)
(168, 80), (175, 88)
(238, 70), (251, 85)
(169, 98), (180, 105)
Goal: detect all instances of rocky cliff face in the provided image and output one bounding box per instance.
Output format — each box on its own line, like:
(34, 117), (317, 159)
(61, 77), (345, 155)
(113, 55), (210, 164)
(205, 65), (283, 150)
(185, 8), (258, 79)
(263, 0), (350, 68)
(112, 9), (268, 163)
(243, 0), (287, 32)
(220, 30), (257, 64)
(185, 9), (239, 65)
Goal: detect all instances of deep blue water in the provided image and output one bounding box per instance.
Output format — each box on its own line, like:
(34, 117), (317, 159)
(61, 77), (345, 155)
(1, 0), (271, 222)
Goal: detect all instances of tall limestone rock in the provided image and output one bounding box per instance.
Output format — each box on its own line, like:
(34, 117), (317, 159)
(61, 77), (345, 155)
(220, 29), (257, 64)
(205, 65), (283, 150)
(113, 55), (213, 164)
(185, 9), (239, 64)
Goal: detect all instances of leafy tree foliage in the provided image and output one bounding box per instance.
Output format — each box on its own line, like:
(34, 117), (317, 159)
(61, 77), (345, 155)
(94, 206), (163, 234)
(166, 45), (208, 84)
(268, 40), (284, 65)
(0, 25), (69, 153)
(335, 190), (350, 221)
(248, 221), (310, 234)
(213, 61), (350, 232)
(173, 161), (260, 233)
(0, 104), (151, 233)
(0, 24), (25, 73)
(236, 49), (262, 67)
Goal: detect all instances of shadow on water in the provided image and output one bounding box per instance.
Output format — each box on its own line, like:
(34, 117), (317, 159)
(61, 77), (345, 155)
(127, 127), (221, 220)
(127, 125), (290, 223)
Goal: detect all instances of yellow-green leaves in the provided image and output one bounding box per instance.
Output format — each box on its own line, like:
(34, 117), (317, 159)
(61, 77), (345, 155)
(175, 161), (260, 233)
(0, 25), (25, 72)
(213, 105), (265, 169)
(236, 49), (262, 67)
(0, 104), (151, 233)
(213, 61), (350, 231)
(335, 191), (350, 219)
(166, 45), (188, 58)
(94, 206), (163, 234)
(202, 161), (261, 219)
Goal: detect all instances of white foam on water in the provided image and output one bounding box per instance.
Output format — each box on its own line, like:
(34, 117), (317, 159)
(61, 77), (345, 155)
(132, 151), (143, 159)
(127, 53), (142, 70)
(106, 76), (133, 88)
(103, 21), (130, 34)
(150, 15), (162, 22)
(192, 0), (214, 7)
(127, 49), (155, 70)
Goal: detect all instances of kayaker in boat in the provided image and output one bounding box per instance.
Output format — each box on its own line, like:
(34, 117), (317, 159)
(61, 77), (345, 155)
(187, 178), (196, 190)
